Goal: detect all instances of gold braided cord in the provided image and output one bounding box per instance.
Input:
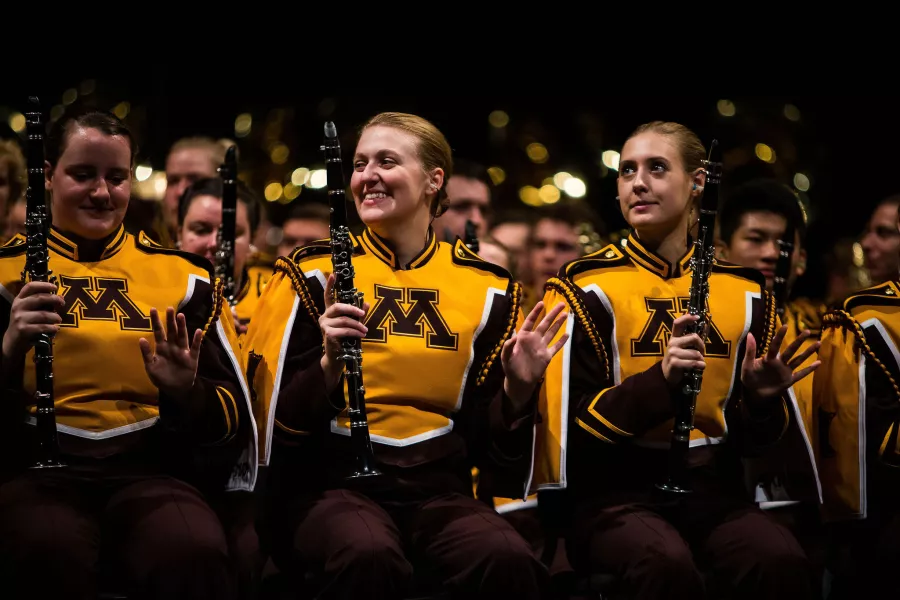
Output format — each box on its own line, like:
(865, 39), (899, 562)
(275, 256), (320, 324)
(544, 277), (609, 381)
(201, 277), (225, 336)
(761, 290), (777, 355)
(477, 282), (522, 386)
(824, 310), (900, 402)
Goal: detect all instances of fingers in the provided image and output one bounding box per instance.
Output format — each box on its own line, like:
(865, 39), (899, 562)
(788, 341), (821, 370)
(174, 311), (190, 349)
(543, 309), (569, 343)
(669, 332), (706, 355)
(791, 360), (821, 384)
(16, 322), (60, 340)
(138, 337), (153, 364)
(766, 325), (787, 362)
(165, 308), (180, 348)
(535, 303), (566, 337)
(742, 332), (758, 372)
(668, 346), (707, 371)
(16, 309), (63, 327)
(18, 281), (59, 299)
(189, 329), (203, 361)
(150, 308), (165, 345)
(501, 336), (517, 365)
(322, 317), (369, 339)
(672, 314), (698, 338)
(323, 302), (366, 321)
(521, 301), (545, 333)
(779, 329), (811, 363)
(548, 332), (571, 357)
(323, 274), (336, 309)
(17, 292), (65, 313)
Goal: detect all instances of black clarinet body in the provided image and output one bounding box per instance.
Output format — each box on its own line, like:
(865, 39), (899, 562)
(22, 97), (64, 469)
(464, 219), (479, 253)
(321, 121), (380, 480)
(773, 221), (795, 320)
(216, 145), (238, 306)
(657, 139), (723, 495)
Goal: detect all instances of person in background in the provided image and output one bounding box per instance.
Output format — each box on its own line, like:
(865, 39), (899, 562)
(176, 177), (262, 335)
(860, 195), (900, 287)
(276, 203), (331, 259)
(162, 137), (227, 245)
(433, 158), (492, 243)
(490, 210), (533, 287)
(0, 140), (26, 241)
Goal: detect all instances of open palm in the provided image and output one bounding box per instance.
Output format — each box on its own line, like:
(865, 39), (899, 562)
(139, 307), (203, 397)
(502, 301), (569, 410)
(741, 325), (820, 401)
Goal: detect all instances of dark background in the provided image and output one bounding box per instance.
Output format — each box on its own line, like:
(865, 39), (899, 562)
(3, 76), (896, 300)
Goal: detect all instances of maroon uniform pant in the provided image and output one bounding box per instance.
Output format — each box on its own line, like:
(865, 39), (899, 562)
(271, 488), (547, 599)
(0, 466), (234, 600)
(568, 492), (814, 600)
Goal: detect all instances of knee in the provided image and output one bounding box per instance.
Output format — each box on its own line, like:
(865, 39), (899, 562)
(636, 541), (699, 584)
(152, 524), (231, 572)
(327, 531), (412, 582)
(470, 529), (539, 574)
(750, 533), (809, 576)
(2, 517), (93, 569)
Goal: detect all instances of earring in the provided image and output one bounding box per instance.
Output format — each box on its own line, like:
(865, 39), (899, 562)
(692, 183), (697, 190)
(615, 196), (620, 201)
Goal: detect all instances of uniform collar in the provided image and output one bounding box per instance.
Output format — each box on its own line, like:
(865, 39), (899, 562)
(359, 227), (438, 270)
(48, 225), (127, 262)
(624, 231), (694, 280)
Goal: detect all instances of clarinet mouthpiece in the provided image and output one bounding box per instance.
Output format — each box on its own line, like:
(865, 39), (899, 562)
(324, 121), (337, 139)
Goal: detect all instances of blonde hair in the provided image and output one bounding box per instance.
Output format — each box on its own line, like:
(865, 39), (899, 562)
(361, 112), (453, 217)
(627, 121), (706, 174)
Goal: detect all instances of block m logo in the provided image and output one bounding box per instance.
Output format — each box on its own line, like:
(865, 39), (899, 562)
(631, 297), (731, 358)
(59, 275), (152, 331)
(364, 284), (459, 351)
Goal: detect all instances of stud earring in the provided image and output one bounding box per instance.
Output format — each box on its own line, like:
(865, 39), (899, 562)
(693, 183), (697, 190)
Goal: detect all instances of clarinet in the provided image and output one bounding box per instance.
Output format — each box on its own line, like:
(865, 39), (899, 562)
(216, 145), (238, 306)
(773, 220), (796, 321)
(22, 97), (64, 469)
(321, 121), (380, 480)
(657, 139), (722, 495)
(464, 219), (479, 252)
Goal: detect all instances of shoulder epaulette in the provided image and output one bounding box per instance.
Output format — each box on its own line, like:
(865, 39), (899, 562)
(843, 282), (900, 313)
(0, 234), (26, 257)
(711, 259), (767, 289)
(274, 255), (321, 325)
(543, 275), (610, 381)
(563, 243), (630, 279)
(476, 280), (522, 386)
(288, 239), (333, 264)
(824, 308), (900, 404)
(134, 231), (215, 279)
(760, 289), (778, 356)
(451, 239), (513, 280)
